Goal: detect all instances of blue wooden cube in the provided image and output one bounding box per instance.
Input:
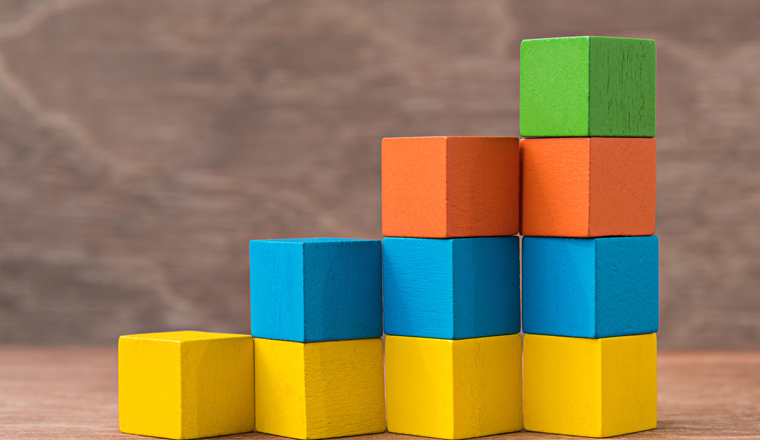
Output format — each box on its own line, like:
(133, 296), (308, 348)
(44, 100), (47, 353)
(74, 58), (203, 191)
(522, 236), (659, 338)
(383, 236), (520, 339)
(250, 238), (382, 342)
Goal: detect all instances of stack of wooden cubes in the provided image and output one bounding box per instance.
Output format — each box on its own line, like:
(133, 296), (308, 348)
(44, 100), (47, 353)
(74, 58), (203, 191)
(519, 36), (659, 438)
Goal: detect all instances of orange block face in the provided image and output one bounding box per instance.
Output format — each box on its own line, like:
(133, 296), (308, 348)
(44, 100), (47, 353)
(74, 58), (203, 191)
(520, 137), (656, 237)
(382, 137), (520, 238)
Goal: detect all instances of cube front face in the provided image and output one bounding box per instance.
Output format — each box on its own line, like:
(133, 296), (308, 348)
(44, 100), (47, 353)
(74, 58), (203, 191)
(383, 237), (520, 339)
(386, 335), (523, 440)
(119, 331), (254, 440)
(382, 136), (519, 238)
(250, 238), (382, 342)
(524, 334), (657, 438)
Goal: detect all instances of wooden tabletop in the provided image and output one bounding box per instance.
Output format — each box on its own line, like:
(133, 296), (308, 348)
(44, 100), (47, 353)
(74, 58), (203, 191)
(1, 348), (758, 439)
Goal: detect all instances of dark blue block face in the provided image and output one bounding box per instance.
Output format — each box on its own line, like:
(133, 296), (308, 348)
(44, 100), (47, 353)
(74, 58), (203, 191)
(250, 238), (382, 342)
(383, 236), (521, 339)
(522, 236), (659, 338)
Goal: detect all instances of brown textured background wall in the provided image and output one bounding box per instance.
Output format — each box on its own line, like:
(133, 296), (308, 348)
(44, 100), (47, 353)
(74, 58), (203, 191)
(0, 0), (758, 348)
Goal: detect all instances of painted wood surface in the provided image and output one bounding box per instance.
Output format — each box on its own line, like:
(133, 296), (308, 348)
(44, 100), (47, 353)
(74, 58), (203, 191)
(254, 338), (385, 440)
(381, 136), (519, 238)
(249, 238), (382, 342)
(385, 335), (523, 440)
(520, 137), (657, 237)
(522, 236), (659, 338)
(118, 331), (254, 440)
(383, 236), (520, 339)
(523, 333), (658, 438)
(520, 36), (656, 137)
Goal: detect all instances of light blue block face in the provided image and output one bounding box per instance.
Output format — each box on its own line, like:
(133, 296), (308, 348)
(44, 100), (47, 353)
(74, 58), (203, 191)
(522, 236), (659, 338)
(250, 238), (382, 342)
(383, 236), (521, 339)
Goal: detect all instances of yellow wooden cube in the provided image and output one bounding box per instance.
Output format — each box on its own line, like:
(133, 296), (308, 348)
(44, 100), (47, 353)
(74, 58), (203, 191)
(386, 334), (522, 439)
(118, 331), (254, 439)
(254, 337), (386, 439)
(524, 333), (657, 438)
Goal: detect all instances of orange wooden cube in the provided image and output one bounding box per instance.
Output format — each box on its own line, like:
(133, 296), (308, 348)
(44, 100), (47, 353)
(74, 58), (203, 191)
(382, 136), (519, 238)
(520, 137), (656, 237)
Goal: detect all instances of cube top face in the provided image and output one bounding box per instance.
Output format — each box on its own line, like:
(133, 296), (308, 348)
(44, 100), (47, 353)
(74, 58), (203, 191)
(120, 330), (250, 343)
(524, 333), (657, 438)
(383, 236), (521, 339)
(386, 335), (523, 439)
(382, 136), (519, 238)
(520, 36), (656, 137)
(250, 238), (382, 342)
(522, 236), (659, 338)
(520, 137), (656, 237)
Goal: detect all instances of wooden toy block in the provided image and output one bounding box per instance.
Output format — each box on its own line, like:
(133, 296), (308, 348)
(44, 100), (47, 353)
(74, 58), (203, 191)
(386, 334), (522, 439)
(522, 236), (659, 338)
(520, 36), (656, 137)
(382, 136), (519, 238)
(249, 238), (381, 342)
(118, 331), (254, 440)
(383, 236), (520, 339)
(520, 137), (656, 237)
(524, 333), (657, 438)
(254, 337), (385, 439)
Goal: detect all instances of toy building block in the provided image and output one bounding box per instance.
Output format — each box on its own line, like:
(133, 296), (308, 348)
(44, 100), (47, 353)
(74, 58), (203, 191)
(382, 136), (519, 238)
(250, 238), (381, 342)
(383, 236), (520, 339)
(520, 137), (656, 237)
(254, 337), (385, 439)
(524, 333), (657, 438)
(520, 36), (656, 137)
(522, 236), (659, 338)
(386, 334), (522, 439)
(119, 331), (254, 440)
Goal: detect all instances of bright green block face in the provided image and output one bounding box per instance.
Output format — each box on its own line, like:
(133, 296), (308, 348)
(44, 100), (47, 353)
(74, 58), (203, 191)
(520, 36), (656, 137)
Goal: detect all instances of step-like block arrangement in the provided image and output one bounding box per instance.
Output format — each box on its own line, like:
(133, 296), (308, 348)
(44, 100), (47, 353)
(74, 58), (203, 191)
(118, 331), (254, 440)
(386, 335), (523, 440)
(249, 238), (381, 342)
(520, 137), (657, 237)
(254, 337), (386, 439)
(520, 36), (656, 137)
(383, 236), (520, 339)
(524, 333), (657, 438)
(522, 236), (659, 338)
(382, 136), (519, 238)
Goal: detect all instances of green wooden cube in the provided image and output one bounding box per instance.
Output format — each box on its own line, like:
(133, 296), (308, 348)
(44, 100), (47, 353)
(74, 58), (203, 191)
(520, 36), (656, 137)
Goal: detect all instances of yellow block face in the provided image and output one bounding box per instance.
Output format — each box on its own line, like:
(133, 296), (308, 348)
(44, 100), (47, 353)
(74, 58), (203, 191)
(254, 338), (386, 440)
(386, 335), (523, 440)
(119, 331), (254, 440)
(524, 333), (657, 438)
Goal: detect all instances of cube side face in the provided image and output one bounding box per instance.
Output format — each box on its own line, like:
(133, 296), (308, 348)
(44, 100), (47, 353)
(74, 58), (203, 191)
(522, 237), (597, 338)
(589, 138), (657, 237)
(520, 37), (590, 137)
(595, 237), (660, 337)
(119, 336), (183, 439)
(180, 336), (254, 439)
(452, 335), (523, 438)
(383, 238), (455, 338)
(386, 336), (456, 439)
(589, 37), (656, 137)
(250, 240), (305, 341)
(445, 137), (519, 237)
(382, 137), (448, 238)
(452, 237), (521, 339)
(302, 240), (382, 342)
(520, 138), (591, 237)
(254, 338), (308, 439)
(303, 339), (386, 439)
(600, 334), (658, 436)
(523, 335), (603, 437)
